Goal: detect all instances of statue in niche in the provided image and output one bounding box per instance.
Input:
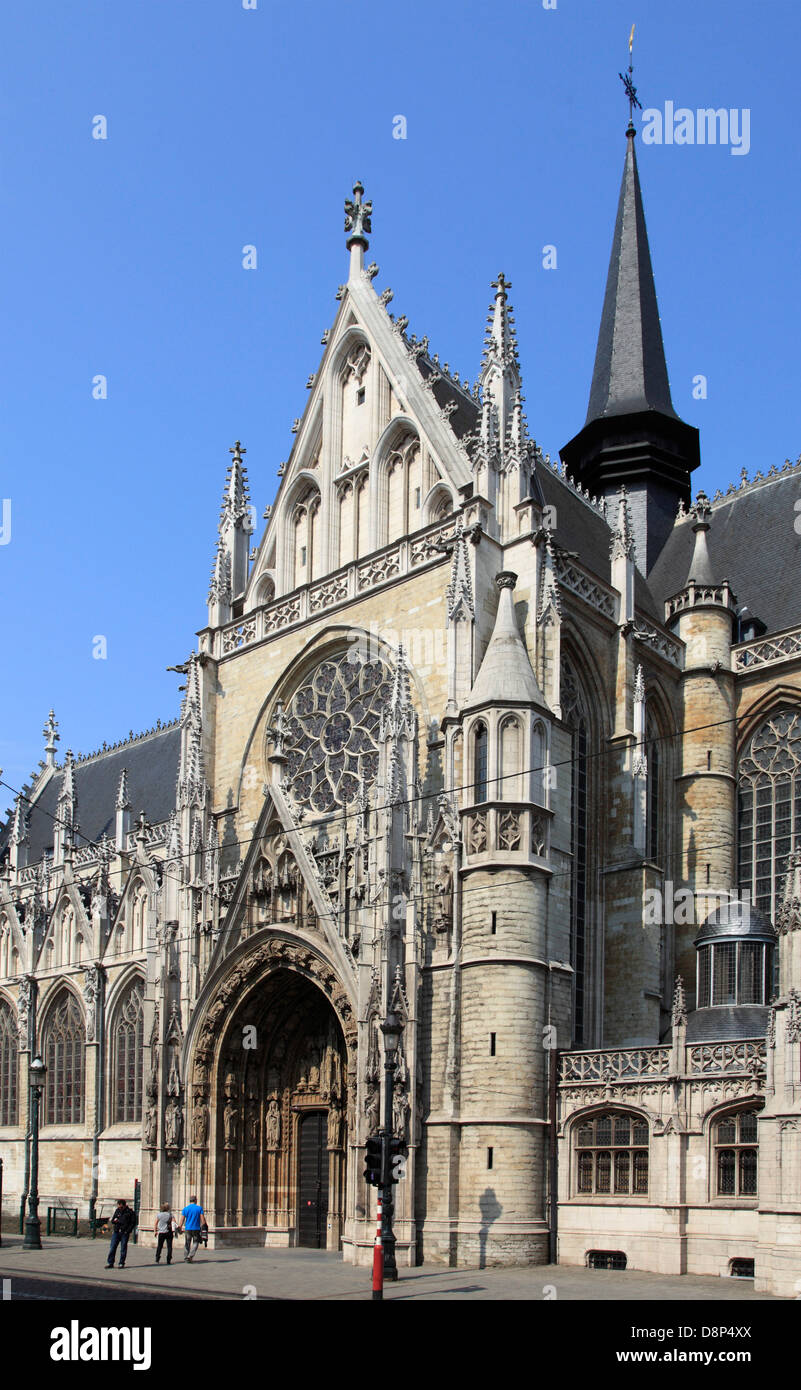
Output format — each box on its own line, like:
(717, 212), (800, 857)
(433, 861), (453, 933)
(143, 1104), (158, 1149)
(247, 1102), (260, 1151)
(365, 1081), (380, 1136)
(165, 1098), (183, 1149)
(327, 1102), (341, 1149)
(224, 1070), (238, 1100)
(266, 1098), (281, 1150)
(223, 1099), (239, 1150)
(192, 1100), (209, 1150)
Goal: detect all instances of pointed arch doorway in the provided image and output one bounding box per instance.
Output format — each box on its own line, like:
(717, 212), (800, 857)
(204, 959), (350, 1251)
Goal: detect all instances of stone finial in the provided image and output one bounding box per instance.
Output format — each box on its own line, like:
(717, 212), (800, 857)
(685, 491), (716, 586)
(344, 180), (372, 248)
(671, 975), (687, 1028)
(43, 710), (60, 767)
(609, 486), (636, 563)
(115, 767), (130, 811)
(445, 521), (474, 622)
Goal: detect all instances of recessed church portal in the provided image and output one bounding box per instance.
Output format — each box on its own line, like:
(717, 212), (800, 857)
(211, 968), (348, 1251)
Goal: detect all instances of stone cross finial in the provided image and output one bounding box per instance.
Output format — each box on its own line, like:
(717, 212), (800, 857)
(229, 441), (246, 462)
(344, 180), (372, 246)
(491, 272), (511, 297)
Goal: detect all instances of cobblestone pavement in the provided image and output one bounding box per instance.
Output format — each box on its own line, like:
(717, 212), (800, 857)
(0, 1236), (782, 1301)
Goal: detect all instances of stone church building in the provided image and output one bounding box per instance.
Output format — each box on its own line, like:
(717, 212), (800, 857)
(2, 119), (800, 1297)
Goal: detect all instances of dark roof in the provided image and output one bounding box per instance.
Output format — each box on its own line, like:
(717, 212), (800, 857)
(586, 129), (677, 424)
(648, 469), (801, 634)
(694, 899), (775, 945)
(535, 461), (661, 621)
(2, 726), (181, 864)
(686, 1005), (769, 1043)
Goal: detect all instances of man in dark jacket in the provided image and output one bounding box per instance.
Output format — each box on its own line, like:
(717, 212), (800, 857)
(106, 1198), (136, 1269)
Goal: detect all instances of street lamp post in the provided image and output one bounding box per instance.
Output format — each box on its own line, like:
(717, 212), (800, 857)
(22, 1055), (47, 1251)
(380, 1010), (401, 1282)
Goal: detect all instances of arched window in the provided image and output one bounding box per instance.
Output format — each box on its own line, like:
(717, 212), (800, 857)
(499, 717), (521, 801)
(738, 707), (801, 919)
(44, 991), (85, 1125)
(473, 723), (488, 804)
(562, 657), (589, 1046)
(0, 999), (18, 1125)
(113, 978), (144, 1124)
(646, 711), (660, 862)
(575, 1111), (649, 1196)
(713, 1108), (760, 1197)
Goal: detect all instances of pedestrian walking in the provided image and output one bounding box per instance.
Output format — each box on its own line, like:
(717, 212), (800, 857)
(153, 1203), (177, 1264)
(177, 1194), (206, 1261)
(105, 1198), (136, 1269)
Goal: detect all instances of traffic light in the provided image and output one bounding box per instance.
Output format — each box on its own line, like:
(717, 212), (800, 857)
(363, 1136), (382, 1186)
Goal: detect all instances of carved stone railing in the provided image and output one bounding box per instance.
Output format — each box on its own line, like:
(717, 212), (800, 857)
(734, 625), (801, 672)
(687, 1039), (765, 1076)
(554, 554), (617, 621)
(633, 617), (683, 668)
(559, 1046), (671, 1083)
(215, 520), (458, 660)
(665, 579), (737, 622)
(125, 821), (169, 852)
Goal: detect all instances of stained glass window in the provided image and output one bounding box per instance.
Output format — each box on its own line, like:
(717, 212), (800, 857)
(738, 708), (801, 919)
(113, 979), (144, 1124)
(281, 653), (394, 816)
(44, 992), (85, 1125)
(714, 1109), (760, 1197)
(574, 1111), (649, 1196)
(0, 1001), (17, 1125)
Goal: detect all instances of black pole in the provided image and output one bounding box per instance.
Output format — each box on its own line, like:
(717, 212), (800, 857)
(22, 1080), (42, 1250)
(380, 1046), (398, 1281)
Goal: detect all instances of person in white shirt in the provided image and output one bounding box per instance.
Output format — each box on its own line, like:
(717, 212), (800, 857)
(153, 1202), (177, 1264)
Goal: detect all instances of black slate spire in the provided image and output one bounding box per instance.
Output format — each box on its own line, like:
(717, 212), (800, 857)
(586, 127), (676, 423)
(561, 122), (699, 573)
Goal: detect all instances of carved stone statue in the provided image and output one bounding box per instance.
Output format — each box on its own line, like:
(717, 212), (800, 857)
(143, 1104), (158, 1149)
(433, 861), (453, 933)
(165, 1098), (183, 1149)
(223, 1099), (239, 1150)
(365, 1081), (380, 1136)
(327, 1103), (341, 1149)
(266, 1098), (281, 1150)
(192, 1101), (209, 1150)
(247, 1103), (260, 1151)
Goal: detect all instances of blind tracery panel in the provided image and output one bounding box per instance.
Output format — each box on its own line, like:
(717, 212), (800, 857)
(281, 654), (394, 817)
(44, 992), (85, 1125)
(738, 708), (801, 920)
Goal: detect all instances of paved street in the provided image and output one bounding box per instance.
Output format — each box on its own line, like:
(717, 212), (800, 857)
(0, 1235), (782, 1301)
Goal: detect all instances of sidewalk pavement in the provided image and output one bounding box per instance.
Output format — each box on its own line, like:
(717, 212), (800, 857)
(0, 1235), (782, 1301)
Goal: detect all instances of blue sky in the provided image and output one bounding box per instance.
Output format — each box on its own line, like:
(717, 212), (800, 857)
(1, 0), (799, 804)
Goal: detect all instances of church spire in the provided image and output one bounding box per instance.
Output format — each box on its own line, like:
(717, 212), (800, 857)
(585, 123), (675, 424)
(560, 99), (700, 573)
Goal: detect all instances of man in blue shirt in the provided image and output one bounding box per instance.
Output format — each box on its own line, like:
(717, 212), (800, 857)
(177, 1194), (206, 1262)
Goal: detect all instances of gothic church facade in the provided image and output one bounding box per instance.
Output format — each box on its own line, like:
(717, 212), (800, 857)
(2, 125), (801, 1297)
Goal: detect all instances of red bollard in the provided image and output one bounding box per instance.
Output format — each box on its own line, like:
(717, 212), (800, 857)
(372, 1196), (384, 1300)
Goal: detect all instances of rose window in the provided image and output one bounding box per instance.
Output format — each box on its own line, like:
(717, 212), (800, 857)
(280, 653), (393, 815)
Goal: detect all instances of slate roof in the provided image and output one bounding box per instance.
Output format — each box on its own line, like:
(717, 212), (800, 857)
(0, 725), (181, 864)
(585, 129), (678, 424)
(686, 1004), (769, 1043)
(648, 467), (801, 635)
(535, 460), (661, 622)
